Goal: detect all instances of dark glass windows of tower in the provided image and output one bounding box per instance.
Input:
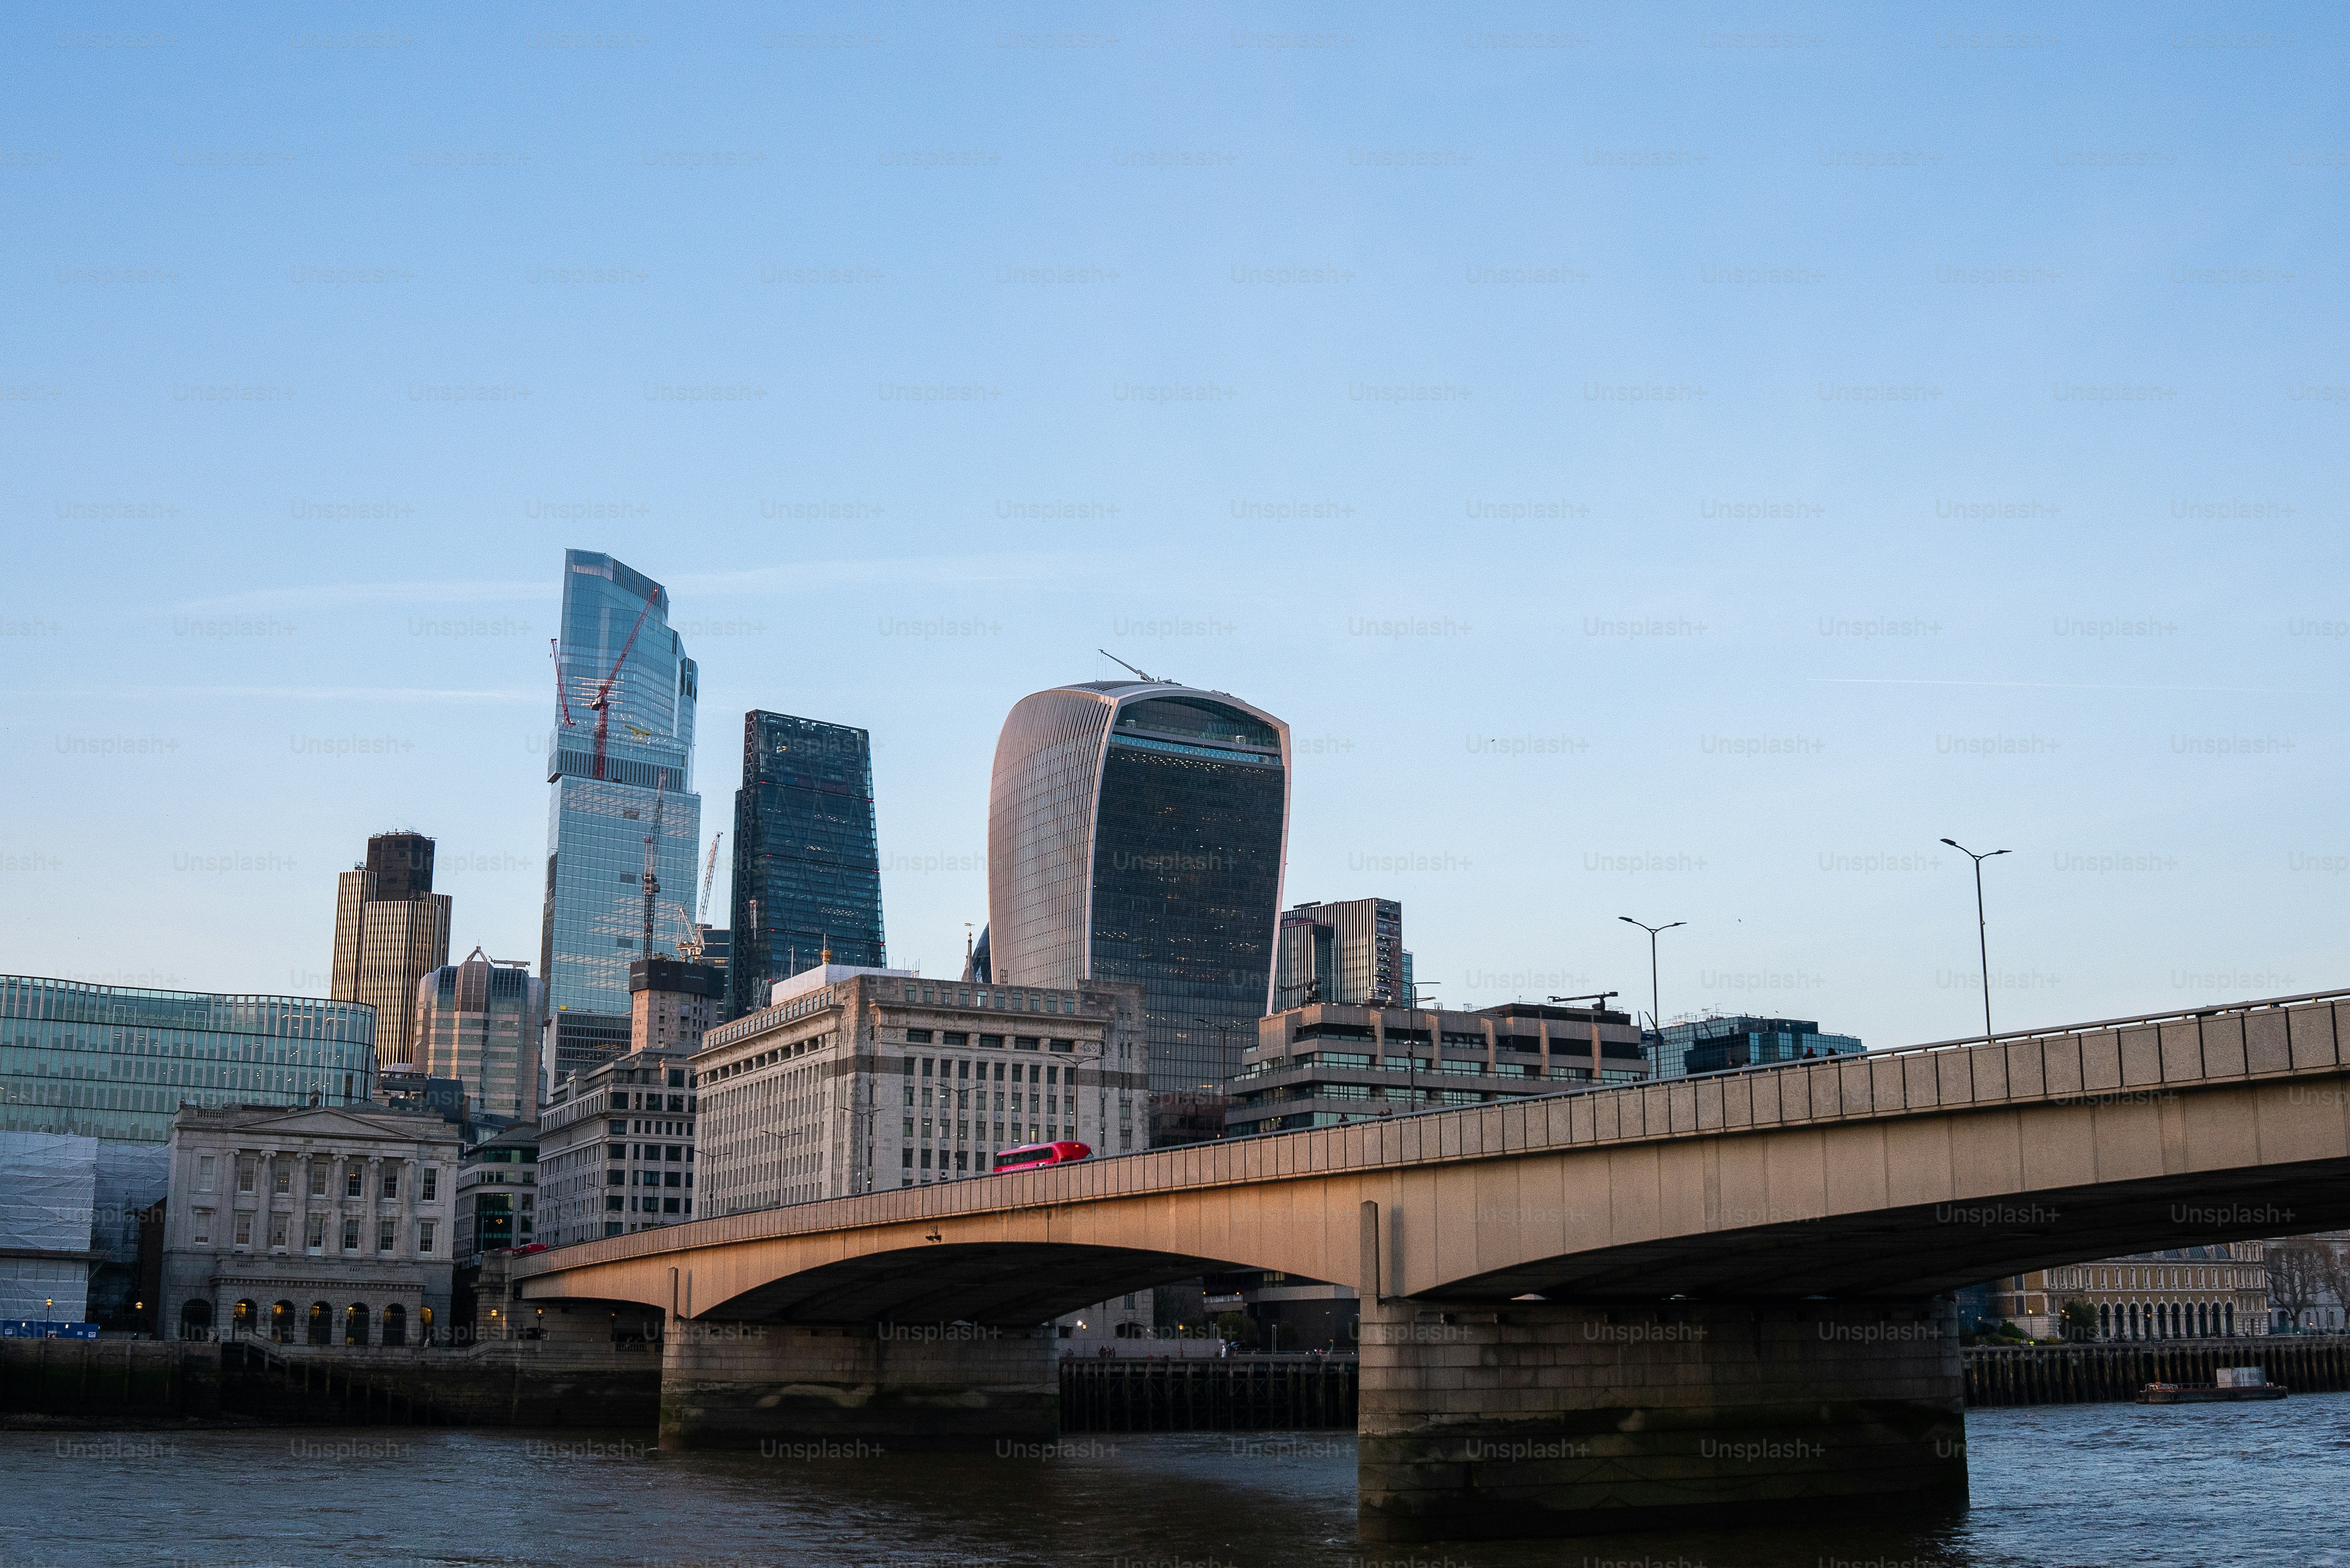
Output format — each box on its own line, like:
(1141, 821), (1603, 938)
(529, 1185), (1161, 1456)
(726, 711), (886, 1020)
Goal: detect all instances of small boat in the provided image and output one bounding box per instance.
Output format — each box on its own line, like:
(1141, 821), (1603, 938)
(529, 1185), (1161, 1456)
(2138, 1367), (2288, 1404)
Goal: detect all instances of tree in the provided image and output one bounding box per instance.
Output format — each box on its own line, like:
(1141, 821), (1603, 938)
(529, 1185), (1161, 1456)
(2058, 1297), (2099, 1342)
(2308, 1235), (2350, 1333)
(2265, 1240), (2325, 1331)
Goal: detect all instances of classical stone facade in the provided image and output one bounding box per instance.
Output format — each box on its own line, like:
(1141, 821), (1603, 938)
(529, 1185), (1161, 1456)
(695, 968), (1146, 1207)
(1997, 1243), (2269, 1339)
(161, 1104), (457, 1345)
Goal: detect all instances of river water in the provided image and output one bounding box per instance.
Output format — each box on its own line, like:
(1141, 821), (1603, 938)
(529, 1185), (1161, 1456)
(3, 1393), (2344, 1568)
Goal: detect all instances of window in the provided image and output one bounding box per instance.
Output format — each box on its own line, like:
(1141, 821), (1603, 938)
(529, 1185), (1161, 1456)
(345, 1170), (363, 1198)
(237, 1157), (257, 1193)
(234, 1214), (252, 1247)
(381, 1169), (399, 1199)
(906, 1029), (933, 1043)
(269, 1217), (289, 1248)
(196, 1155), (216, 1192)
(421, 1167), (438, 1201)
(309, 1165), (327, 1197)
(342, 1220), (361, 1251)
(273, 1166), (290, 1195)
(378, 1221), (397, 1252)
(419, 1221), (436, 1254)
(193, 1209), (212, 1244)
(609, 1143), (626, 1159)
(306, 1216), (325, 1251)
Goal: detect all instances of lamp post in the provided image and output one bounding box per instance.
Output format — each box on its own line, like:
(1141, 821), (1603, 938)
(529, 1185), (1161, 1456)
(1941, 839), (2010, 1041)
(1617, 917), (1684, 1039)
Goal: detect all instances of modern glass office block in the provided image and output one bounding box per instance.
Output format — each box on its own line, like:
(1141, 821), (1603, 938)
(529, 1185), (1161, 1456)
(988, 682), (1290, 1103)
(0, 975), (378, 1143)
(538, 551), (702, 1077)
(727, 712), (885, 1020)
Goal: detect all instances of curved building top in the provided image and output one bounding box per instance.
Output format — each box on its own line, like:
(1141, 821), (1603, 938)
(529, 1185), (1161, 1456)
(987, 679), (1290, 1093)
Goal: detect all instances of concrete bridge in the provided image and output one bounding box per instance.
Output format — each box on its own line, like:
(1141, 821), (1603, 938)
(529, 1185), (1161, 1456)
(507, 987), (2350, 1541)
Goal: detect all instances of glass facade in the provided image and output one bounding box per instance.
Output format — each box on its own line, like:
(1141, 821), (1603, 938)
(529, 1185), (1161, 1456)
(988, 682), (1290, 1105)
(415, 952), (544, 1122)
(1649, 1015), (1864, 1079)
(726, 712), (886, 1020)
(539, 551), (701, 1078)
(0, 975), (378, 1143)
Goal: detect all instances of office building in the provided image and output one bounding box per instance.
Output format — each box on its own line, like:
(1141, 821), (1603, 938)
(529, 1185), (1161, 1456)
(1648, 1015), (1864, 1080)
(330, 831), (452, 1065)
(536, 1047), (700, 1245)
(453, 1121), (539, 1261)
(1225, 999), (1651, 1137)
(696, 969), (1146, 1207)
(540, 550), (703, 1083)
(413, 949), (544, 1125)
(160, 1102), (457, 1344)
(1991, 1245), (2270, 1340)
(1275, 898), (1403, 1008)
(727, 711), (886, 1021)
(986, 679), (1290, 1121)
(630, 958), (725, 1055)
(0, 974), (378, 1145)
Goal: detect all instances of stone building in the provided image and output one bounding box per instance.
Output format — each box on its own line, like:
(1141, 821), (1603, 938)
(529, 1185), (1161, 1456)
(536, 1046), (698, 1246)
(1994, 1242), (2270, 1339)
(629, 958), (725, 1055)
(160, 1103), (457, 1345)
(695, 967), (1146, 1208)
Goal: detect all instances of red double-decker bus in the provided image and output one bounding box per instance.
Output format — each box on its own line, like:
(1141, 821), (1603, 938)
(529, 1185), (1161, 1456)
(991, 1141), (1091, 1173)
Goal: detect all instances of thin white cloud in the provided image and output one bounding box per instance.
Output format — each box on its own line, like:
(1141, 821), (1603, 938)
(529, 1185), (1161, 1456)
(176, 579), (550, 612)
(669, 552), (1094, 596)
(1812, 678), (2319, 694)
(58, 686), (539, 703)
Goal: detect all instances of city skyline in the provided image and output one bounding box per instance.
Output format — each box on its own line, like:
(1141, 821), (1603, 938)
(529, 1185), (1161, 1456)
(10, 7), (2343, 1060)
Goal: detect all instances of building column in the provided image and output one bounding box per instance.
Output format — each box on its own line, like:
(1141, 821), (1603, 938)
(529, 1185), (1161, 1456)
(1357, 1296), (1967, 1543)
(658, 1315), (1059, 1451)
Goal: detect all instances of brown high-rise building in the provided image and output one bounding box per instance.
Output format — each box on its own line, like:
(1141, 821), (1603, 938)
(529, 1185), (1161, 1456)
(330, 831), (453, 1066)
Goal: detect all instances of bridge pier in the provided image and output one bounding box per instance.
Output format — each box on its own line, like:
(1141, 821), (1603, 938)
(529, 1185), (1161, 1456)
(1357, 1297), (1967, 1542)
(657, 1316), (1058, 1452)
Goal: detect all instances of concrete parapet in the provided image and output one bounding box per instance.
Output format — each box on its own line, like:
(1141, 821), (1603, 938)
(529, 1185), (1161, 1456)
(1357, 1298), (1966, 1542)
(658, 1317), (1057, 1451)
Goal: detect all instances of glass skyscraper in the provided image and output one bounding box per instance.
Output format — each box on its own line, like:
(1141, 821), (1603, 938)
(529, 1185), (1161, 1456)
(1648, 1015), (1865, 1079)
(987, 680), (1290, 1107)
(539, 550), (701, 1083)
(726, 711), (886, 1020)
(0, 974), (378, 1143)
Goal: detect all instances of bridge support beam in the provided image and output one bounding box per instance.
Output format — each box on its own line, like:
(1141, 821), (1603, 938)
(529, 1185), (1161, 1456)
(1357, 1297), (1966, 1543)
(658, 1317), (1058, 1452)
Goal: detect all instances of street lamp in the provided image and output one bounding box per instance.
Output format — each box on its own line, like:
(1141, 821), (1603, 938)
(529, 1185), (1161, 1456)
(1617, 917), (1684, 1037)
(1941, 839), (2010, 1042)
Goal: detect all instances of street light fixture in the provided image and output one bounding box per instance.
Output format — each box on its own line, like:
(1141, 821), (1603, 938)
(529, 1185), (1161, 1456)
(1941, 839), (2011, 1042)
(1617, 917), (1685, 1037)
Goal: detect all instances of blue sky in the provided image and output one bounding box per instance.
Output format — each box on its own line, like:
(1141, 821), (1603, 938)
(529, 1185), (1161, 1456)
(6, 2), (2342, 1049)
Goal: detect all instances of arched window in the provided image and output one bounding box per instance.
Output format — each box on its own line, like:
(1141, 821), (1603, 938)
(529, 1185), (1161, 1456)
(344, 1302), (370, 1347)
(2099, 1303), (2112, 1339)
(231, 1299), (256, 1335)
(381, 1304), (407, 1347)
(179, 1300), (213, 1341)
(307, 1302), (332, 1345)
(271, 1301), (296, 1342)
(2224, 1302), (2235, 1337)
(419, 1305), (434, 1345)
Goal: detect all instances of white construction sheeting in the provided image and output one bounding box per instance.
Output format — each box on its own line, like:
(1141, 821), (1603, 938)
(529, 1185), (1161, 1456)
(0, 1131), (100, 1321)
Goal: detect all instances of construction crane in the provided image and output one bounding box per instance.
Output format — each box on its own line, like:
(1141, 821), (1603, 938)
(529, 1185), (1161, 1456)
(696, 832), (723, 926)
(639, 778), (665, 958)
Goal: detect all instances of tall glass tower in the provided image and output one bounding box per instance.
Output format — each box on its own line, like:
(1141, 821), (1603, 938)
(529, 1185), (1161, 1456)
(727, 711), (886, 1020)
(539, 550), (701, 1082)
(987, 681), (1290, 1107)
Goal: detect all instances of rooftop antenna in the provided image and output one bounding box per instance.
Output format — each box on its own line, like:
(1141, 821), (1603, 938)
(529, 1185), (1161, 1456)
(1098, 648), (1160, 683)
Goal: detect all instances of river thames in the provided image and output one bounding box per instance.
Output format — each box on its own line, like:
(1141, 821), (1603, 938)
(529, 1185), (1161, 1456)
(3, 1393), (2343, 1568)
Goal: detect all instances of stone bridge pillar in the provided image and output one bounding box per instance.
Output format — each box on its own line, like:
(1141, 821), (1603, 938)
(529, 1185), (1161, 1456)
(658, 1317), (1058, 1452)
(1357, 1297), (1966, 1542)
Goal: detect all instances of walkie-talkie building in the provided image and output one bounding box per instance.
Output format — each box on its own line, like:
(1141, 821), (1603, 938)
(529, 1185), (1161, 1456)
(539, 551), (702, 1083)
(727, 711), (886, 1020)
(986, 680), (1290, 1111)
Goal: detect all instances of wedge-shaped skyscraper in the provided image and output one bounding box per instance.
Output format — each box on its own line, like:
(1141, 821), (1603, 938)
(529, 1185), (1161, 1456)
(986, 679), (1290, 1101)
